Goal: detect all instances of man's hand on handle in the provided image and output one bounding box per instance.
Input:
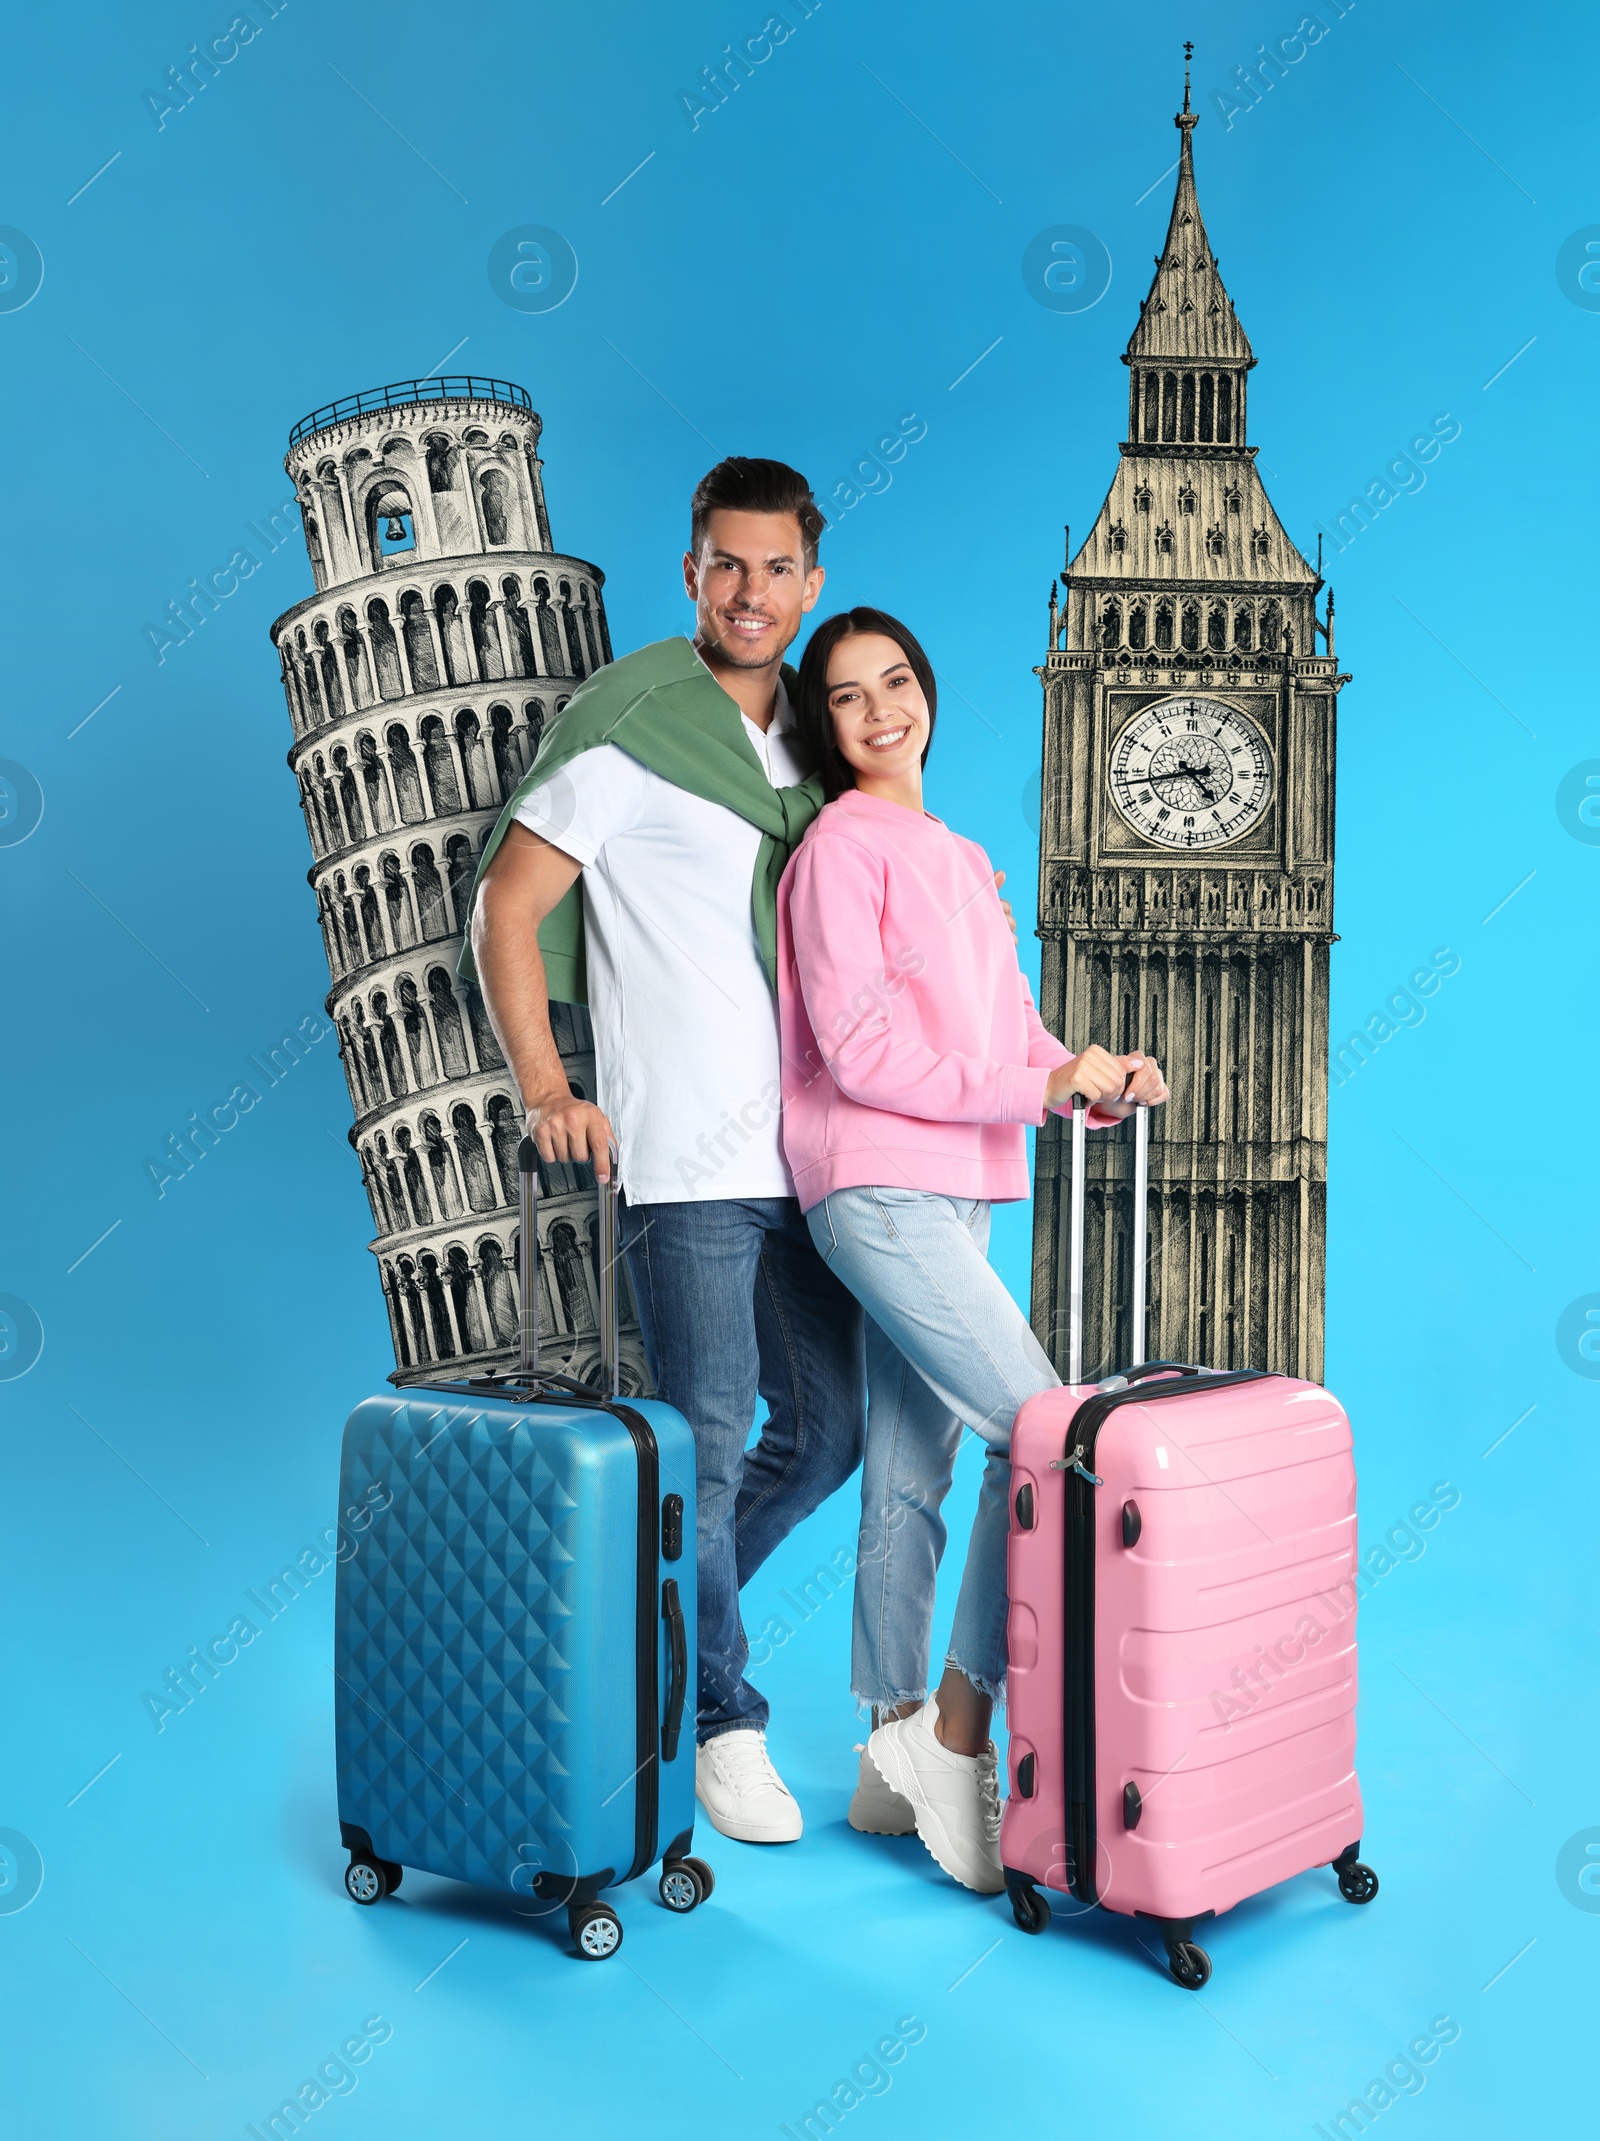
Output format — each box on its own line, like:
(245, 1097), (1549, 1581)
(526, 1089), (618, 1184)
(1044, 1047), (1168, 1117)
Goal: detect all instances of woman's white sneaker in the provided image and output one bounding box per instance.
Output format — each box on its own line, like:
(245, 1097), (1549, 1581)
(848, 1743), (916, 1835)
(695, 1728), (803, 1843)
(866, 1696), (1004, 1892)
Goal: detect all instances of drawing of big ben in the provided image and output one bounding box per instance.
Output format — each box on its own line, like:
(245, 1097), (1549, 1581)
(1031, 68), (1347, 1383)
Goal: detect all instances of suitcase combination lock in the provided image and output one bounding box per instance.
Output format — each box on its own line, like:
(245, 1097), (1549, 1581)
(661, 1493), (684, 1562)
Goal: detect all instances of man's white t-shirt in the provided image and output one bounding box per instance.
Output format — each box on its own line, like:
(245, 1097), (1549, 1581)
(516, 677), (809, 1205)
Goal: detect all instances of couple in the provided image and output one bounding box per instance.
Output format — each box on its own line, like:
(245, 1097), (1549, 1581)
(464, 457), (1166, 1895)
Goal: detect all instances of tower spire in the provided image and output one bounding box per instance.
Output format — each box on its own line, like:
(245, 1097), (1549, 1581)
(1124, 66), (1253, 369)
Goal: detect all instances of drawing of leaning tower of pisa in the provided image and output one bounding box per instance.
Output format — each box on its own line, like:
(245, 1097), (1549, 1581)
(270, 374), (647, 1390)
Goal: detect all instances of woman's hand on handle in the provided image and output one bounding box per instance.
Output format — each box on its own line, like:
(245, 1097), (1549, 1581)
(1043, 1044), (1126, 1112)
(1118, 1053), (1168, 1108)
(1043, 1048), (1169, 1117)
(527, 1089), (618, 1182)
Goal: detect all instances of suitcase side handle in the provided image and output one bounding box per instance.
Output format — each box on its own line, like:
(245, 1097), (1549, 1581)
(1065, 1093), (1148, 1384)
(660, 1577), (687, 1763)
(518, 1132), (623, 1397)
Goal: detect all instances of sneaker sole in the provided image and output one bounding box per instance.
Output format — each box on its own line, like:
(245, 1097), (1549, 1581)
(867, 1733), (1004, 1894)
(847, 1791), (917, 1837)
(695, 1792), (802, 1845)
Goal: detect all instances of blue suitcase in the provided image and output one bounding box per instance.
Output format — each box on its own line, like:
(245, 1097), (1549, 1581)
(333, 1139), (702, 1959)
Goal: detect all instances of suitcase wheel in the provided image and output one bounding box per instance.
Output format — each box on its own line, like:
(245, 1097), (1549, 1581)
(1335, 1859), (1379, 1905)
(569, 1902), (623, 1960)
(1009, 1883), (1049, 1936)
(658, 1856), (714, 1914)
(344, 1856), (389, 1906)
(1166, 1940), (1212, 1991)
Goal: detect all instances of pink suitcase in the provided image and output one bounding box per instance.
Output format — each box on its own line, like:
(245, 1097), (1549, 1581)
(1001, 1094), (1376, 1987)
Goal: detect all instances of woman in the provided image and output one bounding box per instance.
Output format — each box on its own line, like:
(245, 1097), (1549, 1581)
(776, 607), (1167, 1893)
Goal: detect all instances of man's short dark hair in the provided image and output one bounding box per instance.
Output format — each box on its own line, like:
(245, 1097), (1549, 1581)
(690, 458), (825, 568)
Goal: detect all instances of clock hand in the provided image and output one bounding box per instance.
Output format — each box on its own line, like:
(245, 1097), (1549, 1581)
(1153, 760), (1226, 802)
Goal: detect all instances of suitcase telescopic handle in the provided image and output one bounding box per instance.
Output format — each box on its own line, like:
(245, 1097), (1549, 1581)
(518, 1135), (541, 1381)
(517, 1130), (623, 1397)
(595, 1150), (621, 1400)
(1064, 1088), (1148, 1385)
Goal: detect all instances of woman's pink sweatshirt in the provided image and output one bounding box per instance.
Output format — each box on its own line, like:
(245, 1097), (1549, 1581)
(777, 790), (1112, 1211)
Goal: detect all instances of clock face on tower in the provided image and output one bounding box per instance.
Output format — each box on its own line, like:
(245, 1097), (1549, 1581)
(1108, 694), (1273, 850)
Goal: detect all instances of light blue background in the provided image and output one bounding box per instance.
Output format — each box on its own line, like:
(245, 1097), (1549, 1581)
(2, 1), (1594, 2134)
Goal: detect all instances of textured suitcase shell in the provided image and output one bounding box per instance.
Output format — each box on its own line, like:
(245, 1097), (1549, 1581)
(1003, 1372), (1362, 1923)
(335, 1383), (696, 1904)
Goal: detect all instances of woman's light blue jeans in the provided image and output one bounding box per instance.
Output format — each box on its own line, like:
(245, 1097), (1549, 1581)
(805, 1187), (1061, 1710)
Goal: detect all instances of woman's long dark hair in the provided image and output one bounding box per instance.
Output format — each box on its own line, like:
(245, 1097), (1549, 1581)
(793, 607), (938, 801)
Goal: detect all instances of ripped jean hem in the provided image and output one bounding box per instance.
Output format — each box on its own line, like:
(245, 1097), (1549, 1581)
(944, 1652), (1006, 1711)
(851, 1685), (930, 1721)
(849, 1664), (1007, 1717)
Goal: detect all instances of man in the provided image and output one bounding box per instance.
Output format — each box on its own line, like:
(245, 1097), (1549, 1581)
(464, 457), (865, 1845)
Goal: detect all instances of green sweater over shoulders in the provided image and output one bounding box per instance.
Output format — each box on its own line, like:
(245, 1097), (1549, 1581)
(457, 635), (823, 1005)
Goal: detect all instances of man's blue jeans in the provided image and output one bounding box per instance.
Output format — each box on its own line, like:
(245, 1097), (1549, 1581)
(618, 1193), (866, 1743)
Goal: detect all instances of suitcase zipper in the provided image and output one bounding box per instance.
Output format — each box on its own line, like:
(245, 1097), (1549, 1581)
(1065, 1460), (1097, 1902)
(607, 1403), (662, 1885)
(1051, 1447), (1103, 1486)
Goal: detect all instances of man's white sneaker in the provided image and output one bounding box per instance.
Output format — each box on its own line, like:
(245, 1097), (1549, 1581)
(848, 1743), (916, 1835)
(866, 1696), (1004, 1893)
(695, 1728), (803, 1843)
